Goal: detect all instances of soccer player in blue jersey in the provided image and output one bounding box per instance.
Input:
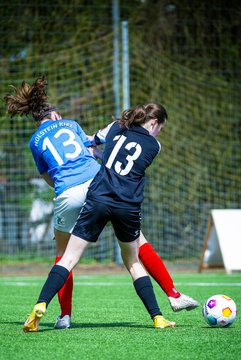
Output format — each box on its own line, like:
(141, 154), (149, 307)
(21, 102), (178, 332)
(4, 78), (199, 332)
(4, 76), (101, 329)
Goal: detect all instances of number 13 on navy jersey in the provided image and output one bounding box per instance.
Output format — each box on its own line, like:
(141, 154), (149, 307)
(88, 121), (161, 206)
(105, 135), (142, 176)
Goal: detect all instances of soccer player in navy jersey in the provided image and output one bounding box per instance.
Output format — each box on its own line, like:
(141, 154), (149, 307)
(21, 102), (192, 332)
(4, 77), (199, 332)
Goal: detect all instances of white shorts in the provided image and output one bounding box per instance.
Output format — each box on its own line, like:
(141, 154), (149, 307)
(53, 179), (93, 233)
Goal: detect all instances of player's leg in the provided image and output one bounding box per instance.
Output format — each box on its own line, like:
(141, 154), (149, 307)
(118, 238), (175, 329)
(53, 181), (92, 329)
(112, 208), (175, 328)
(54, 229), (72, 329)
(23, 234), (89, 332)
(23, 196), (105, 333)
(139, 231), (179, 296)
(138, 232), (199, 312)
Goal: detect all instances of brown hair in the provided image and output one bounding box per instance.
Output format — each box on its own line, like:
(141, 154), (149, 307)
(118, 103), (168, 128)
(3, 76), (56, 121)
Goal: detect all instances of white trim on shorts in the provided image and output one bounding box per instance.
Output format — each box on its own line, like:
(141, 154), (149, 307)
(53, 179), (93, 233)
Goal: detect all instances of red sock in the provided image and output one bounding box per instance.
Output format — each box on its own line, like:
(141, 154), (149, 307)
(55, 256), (73, 317)
(138, 243), (181, 298)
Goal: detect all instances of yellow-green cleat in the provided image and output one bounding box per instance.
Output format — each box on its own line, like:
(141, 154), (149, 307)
(23, 302), (46, 332)
(153, 315), (176, 329)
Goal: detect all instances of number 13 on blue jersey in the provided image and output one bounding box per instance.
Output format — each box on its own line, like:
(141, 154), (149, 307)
(42, 129), (83, 165)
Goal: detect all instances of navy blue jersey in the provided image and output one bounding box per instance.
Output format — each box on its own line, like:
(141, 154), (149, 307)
(87, 121), (161, 207)
(29, 119), (100, 197)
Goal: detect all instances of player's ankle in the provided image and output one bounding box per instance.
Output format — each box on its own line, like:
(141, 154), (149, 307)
(167, 288), (181, 298)
(60, 312), (71, 317)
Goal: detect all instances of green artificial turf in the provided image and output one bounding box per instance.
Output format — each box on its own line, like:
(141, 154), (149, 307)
(0, 273), (240, 360)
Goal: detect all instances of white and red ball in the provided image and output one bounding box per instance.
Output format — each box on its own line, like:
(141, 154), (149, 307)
(202, 294), (237, 328)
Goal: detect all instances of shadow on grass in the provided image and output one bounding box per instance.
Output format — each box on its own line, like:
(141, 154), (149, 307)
(2, 321), (154, 332)
(69, 322), (152, 329)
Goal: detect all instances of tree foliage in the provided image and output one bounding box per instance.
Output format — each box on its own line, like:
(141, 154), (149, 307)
(0, 0), (240, 79)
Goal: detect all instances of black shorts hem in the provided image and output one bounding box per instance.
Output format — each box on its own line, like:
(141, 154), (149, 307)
(71, 230), (98, 243)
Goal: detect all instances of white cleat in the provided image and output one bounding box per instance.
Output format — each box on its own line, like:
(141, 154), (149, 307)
(169, 294), (200, 312)
(54, 315), (71, 329)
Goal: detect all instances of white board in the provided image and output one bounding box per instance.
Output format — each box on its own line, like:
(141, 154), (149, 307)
(199, 209), (241, 274)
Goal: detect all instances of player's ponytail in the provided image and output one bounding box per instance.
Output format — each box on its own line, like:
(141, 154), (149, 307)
(4, 75), (56, 122)
(119, 103), (167, 128)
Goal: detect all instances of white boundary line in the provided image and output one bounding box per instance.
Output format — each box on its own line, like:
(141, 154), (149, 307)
(1, 281), (241, 287)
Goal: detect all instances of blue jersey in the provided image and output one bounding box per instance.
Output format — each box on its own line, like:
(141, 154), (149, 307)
(29, 119), (100, 197)
(87, 121), (161, 207)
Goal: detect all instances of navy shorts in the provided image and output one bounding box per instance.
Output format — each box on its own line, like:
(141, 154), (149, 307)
(72, 198), (141, 243)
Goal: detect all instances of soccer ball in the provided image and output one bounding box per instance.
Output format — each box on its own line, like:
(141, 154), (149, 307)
(202, 294), (237, 328)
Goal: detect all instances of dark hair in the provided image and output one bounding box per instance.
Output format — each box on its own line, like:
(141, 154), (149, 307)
(3, 75), (56, 121)
(118, 103), (168, 128)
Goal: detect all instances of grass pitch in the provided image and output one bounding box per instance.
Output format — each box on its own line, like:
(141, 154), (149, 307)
(0, 272), (240, 360)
